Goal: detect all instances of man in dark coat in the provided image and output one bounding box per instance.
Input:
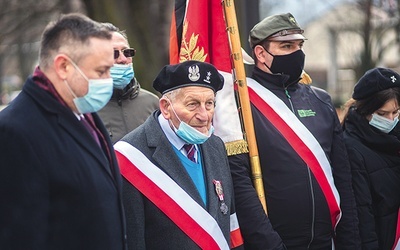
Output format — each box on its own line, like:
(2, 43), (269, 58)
(0, 13), (127, 249)
(227, 13), (360, 249)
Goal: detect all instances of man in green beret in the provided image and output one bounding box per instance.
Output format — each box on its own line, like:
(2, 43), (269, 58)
(228, 13), (361, 249)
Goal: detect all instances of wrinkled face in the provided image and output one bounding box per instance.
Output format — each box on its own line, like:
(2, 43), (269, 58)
(160, 86), (215, 135)
(367, 98), (400, 121)
(112, 32), (132, 65)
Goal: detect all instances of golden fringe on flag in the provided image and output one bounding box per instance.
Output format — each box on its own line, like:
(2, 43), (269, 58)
(225, 140), (249, 156)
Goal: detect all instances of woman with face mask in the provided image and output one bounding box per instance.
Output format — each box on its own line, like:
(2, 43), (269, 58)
(340, 67), (400, 250)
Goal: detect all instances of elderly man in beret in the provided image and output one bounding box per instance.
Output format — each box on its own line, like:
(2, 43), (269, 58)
(228, 13), (361, 249)
(114, 60), (243, 249)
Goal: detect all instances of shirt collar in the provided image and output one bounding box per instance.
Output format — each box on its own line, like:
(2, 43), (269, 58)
(158, 113), (186, 150)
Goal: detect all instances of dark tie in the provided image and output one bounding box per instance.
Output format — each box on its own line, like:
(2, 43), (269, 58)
(80, 116), (101, 146)
(183, 144), (196, 163)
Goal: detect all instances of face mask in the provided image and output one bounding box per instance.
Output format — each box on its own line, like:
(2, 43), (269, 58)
(176, 121), (214, 145)
(168, 100), (214, 144)
(65, 60), (113, 114)
(110, 63), (134, 89)
(264, 49), (305, 84)
(369, 113), (399, 133)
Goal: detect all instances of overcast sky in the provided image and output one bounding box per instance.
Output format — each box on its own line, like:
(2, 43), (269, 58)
(259, 0), (348, 25)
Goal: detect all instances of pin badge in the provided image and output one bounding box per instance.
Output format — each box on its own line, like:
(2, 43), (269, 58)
(213, 180), (228, 215)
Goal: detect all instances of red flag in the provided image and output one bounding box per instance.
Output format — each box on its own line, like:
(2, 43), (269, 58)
(169, 0), (246, 153)
(170, 0), (231, 72)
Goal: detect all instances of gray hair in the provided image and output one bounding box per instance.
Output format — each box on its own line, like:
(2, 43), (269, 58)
(161, 88), (182, 102)
(101, 22), (129, 41)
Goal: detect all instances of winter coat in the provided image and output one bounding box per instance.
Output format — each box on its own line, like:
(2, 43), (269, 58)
(98, 79), (159, 144)
(229, 67), (360, 249)
(0, 77), (127, 249)
(343, 108), (400, 250)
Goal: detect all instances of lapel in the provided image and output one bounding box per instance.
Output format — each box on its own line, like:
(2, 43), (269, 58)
(92, 113), (121, 176)
(144, 114), (206, 209)
(26, 80), (114, 179)
(58, 113), (114, 178)
(199, 138), (223, 219)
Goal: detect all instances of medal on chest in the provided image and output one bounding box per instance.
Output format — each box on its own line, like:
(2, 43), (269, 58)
(213, 179), (228, 215)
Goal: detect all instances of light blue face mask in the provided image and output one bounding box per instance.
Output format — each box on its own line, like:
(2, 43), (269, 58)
(175, 121), (214, 145)
(110, 63), (134, 89)
(169, 100), (214, 144)
(369, 113), (399, 133)
(65, 60), (113, 114)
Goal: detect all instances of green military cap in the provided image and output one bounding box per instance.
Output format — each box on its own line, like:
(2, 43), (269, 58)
(249, 13), (305, 48)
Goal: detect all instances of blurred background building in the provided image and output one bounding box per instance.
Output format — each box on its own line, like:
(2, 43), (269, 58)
(1, 0), (399, 109)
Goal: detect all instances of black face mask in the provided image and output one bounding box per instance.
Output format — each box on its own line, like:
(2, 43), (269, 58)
(263, 49), (305, 84)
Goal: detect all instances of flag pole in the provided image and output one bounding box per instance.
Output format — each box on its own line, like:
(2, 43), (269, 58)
(222, 0), (267, 214)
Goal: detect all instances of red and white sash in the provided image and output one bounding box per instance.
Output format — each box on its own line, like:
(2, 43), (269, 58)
(246, 78), (342, 230)
(114, 141), (241, 249)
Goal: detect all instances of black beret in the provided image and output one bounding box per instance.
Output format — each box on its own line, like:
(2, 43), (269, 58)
(352, 68), (400, 100)
(153, 60), (224, 95)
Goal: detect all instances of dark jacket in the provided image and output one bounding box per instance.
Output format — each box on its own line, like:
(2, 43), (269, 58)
(343, 108), (400, 250)
(229, 67), (360, 249)
(98, 79), (159, 144)
(121, 111), (238, 249)
(0, 77), (127, 250)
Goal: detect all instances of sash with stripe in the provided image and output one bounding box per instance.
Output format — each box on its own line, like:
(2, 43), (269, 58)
(246, 78), (342, 230)
(114, 141), (242, 249)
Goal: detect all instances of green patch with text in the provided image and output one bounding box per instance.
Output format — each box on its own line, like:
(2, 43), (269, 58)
(297, 109), (316, 117)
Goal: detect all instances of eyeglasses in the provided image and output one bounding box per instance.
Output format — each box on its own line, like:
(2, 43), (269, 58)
(114, 48), (136, 59)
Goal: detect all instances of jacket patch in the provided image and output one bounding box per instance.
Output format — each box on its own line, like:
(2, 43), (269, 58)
(297, 109), (316, 117)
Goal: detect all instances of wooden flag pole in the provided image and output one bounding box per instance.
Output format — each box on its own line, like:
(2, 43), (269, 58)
(222, 0), (267, 214)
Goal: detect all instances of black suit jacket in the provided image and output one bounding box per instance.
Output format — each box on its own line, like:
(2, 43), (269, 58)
(0, 77), (127, 249)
